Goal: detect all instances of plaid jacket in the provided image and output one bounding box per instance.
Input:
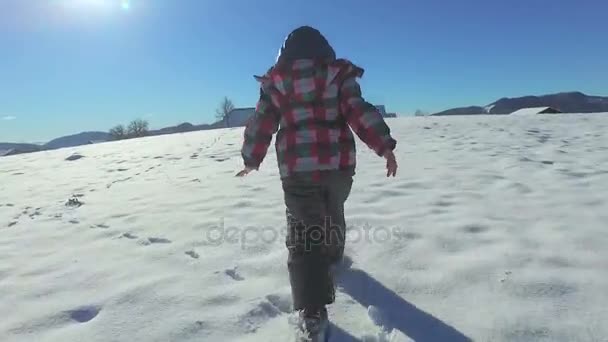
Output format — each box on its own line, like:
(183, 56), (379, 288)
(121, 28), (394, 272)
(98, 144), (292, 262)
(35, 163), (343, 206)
(241, 59), (396, 179)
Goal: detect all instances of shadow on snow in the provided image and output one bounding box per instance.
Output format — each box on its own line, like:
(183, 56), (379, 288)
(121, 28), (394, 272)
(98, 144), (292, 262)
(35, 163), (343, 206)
(335, 263), (472, 342)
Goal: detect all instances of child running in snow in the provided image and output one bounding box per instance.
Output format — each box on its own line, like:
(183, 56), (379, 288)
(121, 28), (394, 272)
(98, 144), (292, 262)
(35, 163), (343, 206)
(237, 26), (398, 337)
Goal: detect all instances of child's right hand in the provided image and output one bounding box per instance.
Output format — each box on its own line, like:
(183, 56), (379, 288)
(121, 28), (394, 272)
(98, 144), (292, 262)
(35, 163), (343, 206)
(383, 150), (397, 177)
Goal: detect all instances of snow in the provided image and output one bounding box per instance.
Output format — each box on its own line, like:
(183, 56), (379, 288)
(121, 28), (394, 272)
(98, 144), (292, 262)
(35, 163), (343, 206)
(1, 113), (608, 342)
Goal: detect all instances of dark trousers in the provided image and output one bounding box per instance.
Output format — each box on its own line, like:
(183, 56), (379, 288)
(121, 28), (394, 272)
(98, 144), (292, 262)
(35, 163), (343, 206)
(281, 171), (353, 311)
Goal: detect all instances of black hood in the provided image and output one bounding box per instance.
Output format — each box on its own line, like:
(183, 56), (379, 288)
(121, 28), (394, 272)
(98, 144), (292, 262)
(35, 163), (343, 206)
(276, 26), (336, 64)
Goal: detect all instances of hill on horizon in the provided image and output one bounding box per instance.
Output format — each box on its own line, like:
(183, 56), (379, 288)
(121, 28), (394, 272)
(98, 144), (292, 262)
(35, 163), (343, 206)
(43, 131), (112, 150)
(4, 90), (607, 157)
(0, 143), (42, 156)
(433, 91), (608, 116)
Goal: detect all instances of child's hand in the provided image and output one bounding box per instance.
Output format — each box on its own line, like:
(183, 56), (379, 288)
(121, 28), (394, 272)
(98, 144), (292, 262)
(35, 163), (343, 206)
(235, 166), (256, 177)
(383, 150), (397, 177)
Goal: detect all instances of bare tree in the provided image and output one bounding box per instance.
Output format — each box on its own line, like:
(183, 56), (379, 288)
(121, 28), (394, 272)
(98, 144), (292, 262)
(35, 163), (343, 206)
(109, 124), (127, 140)
(216, 97), (235, 127)
(127, 119), (149, 138)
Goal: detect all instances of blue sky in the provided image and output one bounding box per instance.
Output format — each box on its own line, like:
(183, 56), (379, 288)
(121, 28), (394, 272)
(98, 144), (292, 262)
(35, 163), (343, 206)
(1, 0), (607, 143)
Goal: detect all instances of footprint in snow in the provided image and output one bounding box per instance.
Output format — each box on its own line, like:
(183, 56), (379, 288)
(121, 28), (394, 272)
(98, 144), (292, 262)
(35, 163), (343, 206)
(265, 294), (292, 314)
(7, 221), (18, 228)
(28, 213), (42, 219)
(121, 232), (138, 239)
(225, 267), (244, 281)
(434, 199), (454, 208)
(500, 271), (513, 283)
(519, 157), (534, 163)
(146, 237), (172, 244)
(65, 197), (84, 208)
(238, 300), (282, 333)
(181, 320), (210, 336)
(462, 224), (489, 234)
(185, 250), (200, 259)
(537, 135), (551, 144)
(509, 182), (533, 194)
(91, 224), (110, 229)
(66, 305), (101, 323)
(65, 154), (85, 161)
(106, 177), (133, 189)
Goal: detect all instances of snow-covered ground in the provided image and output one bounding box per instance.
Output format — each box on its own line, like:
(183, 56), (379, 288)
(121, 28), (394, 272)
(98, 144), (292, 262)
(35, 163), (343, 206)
(1, 114), (607, 342)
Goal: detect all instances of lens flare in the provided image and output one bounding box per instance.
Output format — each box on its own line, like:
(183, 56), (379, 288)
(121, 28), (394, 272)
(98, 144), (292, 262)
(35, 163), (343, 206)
(121, 0), (130, 11)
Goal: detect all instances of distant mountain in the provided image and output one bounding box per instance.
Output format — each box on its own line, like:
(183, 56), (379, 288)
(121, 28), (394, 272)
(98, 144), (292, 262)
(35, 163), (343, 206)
(0, 142), (40, 151)
(0, 143), (41, 156)
(433, 106), (486, 116)
(44, 131), (111, 150)
(149, 122), (216, 136)
(1, 122), (222, 158)
(433, 92), (608, 116)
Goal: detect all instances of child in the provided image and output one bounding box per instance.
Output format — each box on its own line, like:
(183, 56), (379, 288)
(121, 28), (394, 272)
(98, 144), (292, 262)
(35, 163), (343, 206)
(237, 26), (397, 337)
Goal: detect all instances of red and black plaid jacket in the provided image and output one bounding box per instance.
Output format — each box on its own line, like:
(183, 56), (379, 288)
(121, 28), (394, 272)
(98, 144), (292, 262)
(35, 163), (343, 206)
(241, 59), (396, 179)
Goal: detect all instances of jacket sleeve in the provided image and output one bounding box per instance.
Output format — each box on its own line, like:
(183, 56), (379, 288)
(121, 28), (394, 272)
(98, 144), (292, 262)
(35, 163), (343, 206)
(339, 69), (397, 156)
(241, 88), (280, 169)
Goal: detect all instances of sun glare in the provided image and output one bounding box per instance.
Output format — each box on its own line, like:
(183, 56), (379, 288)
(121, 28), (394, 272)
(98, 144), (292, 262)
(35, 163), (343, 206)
(121, 0), (131, 11)
(62, 0), (131, 13)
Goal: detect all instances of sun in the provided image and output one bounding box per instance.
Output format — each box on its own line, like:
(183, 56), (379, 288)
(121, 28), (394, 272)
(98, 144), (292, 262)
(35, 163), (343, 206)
(121, 0), (130, 11)
(62, 0), (132, 13)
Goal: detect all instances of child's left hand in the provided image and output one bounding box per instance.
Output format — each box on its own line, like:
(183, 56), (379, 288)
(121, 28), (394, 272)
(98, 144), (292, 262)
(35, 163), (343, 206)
(235, 166), (256, 177)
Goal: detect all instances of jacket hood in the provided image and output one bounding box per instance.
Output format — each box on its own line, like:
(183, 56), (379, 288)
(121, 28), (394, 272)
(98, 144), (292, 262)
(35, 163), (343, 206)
(275, 26), (336, 65)
(254, 59), (364, 98)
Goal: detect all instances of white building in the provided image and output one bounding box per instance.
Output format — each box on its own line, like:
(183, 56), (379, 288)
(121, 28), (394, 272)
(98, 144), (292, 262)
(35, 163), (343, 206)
(510, 107), (562, 115)
(225, 108), (256, 128)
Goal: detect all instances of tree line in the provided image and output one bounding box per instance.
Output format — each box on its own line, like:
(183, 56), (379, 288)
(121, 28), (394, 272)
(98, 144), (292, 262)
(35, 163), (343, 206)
(109, 119), (150, 140)
(108, 97), (235, 141)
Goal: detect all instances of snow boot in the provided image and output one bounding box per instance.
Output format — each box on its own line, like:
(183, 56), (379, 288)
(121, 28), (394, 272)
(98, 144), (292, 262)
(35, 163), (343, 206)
(298, 307), (329, 341)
